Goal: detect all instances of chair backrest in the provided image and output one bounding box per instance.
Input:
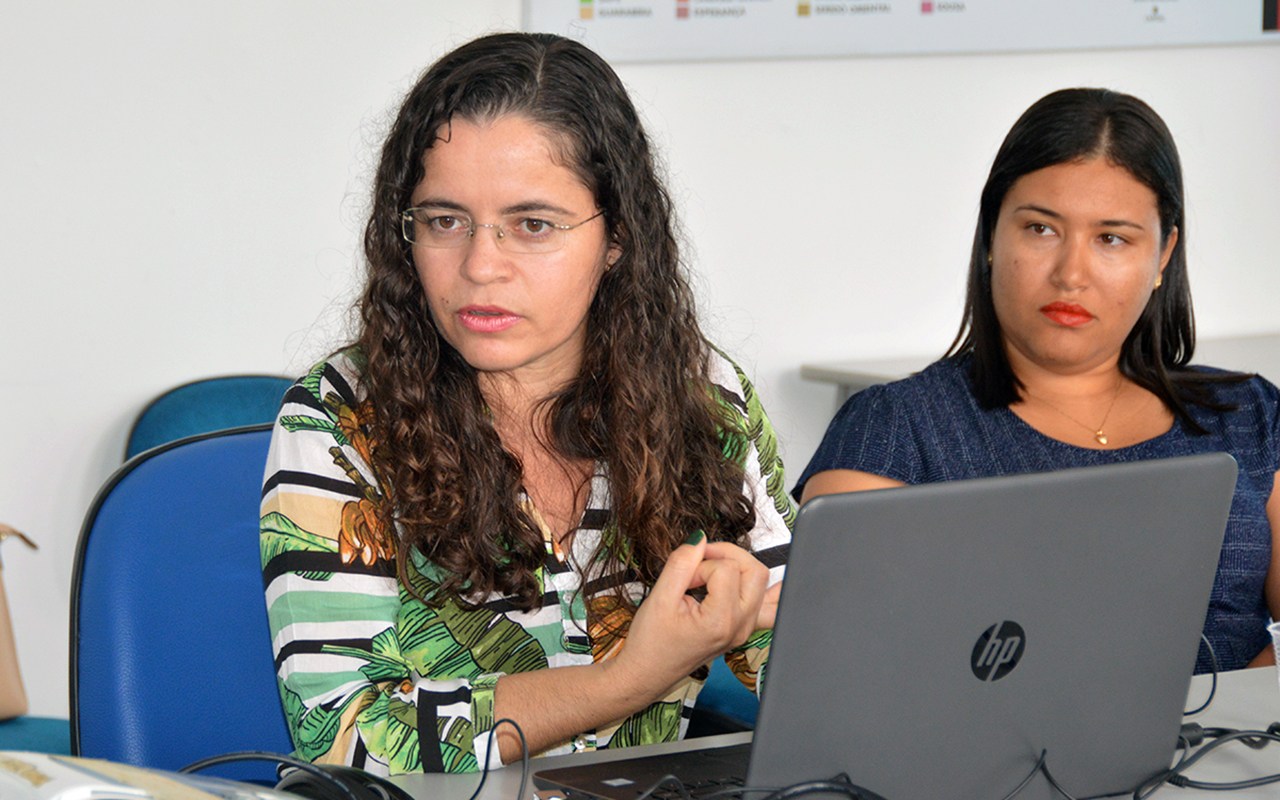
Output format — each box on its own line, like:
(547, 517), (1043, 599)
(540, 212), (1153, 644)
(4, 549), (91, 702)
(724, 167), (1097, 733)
(71, 424), (291, 781)
(125, 375), (294, 461)
(695, 656), (759, 729)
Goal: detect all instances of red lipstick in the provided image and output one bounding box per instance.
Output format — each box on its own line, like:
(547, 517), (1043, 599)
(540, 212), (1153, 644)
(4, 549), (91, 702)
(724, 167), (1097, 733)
(458, 306), (521, 333)
(1040, 301), (1093, 327)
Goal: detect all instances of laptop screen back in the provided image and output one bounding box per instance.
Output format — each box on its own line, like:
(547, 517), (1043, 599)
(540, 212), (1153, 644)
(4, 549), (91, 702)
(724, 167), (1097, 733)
(747, 453), (1236, 800)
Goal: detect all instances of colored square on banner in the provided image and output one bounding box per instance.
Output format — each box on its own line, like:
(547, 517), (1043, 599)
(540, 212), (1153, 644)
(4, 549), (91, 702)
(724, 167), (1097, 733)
(525, 0), (1279, 60)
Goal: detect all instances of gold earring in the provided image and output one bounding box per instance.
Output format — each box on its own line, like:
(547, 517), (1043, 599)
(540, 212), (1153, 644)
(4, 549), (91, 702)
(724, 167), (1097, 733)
(1154, 275), (1163, 289)
(987, 253), (993, 266)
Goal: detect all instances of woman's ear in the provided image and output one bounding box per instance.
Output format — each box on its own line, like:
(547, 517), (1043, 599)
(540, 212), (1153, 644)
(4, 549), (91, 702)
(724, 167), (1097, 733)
(1159, 225), (1179, 273)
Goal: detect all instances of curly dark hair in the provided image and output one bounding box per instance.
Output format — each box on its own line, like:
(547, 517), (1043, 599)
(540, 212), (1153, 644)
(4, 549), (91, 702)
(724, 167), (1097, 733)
(352, 32), (755, 610)
(946, 87), (1246, 432)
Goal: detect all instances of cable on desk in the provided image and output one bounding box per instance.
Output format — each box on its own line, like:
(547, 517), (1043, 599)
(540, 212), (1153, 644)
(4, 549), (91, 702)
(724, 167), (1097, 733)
(179, 750), (362, 800)
(467, 718), (530, 800)
(1183, 635), (1220, 717)
(634, 774), (694, 800)
(1133, 723), (1280, 798)
(996, 750), (1047, 800)
(994, 750), (1080, 800)
(758, 773), (887, 800)
(633, 773), (888, 800)
(1037, 760), (1078, 800)
(663, 754), (1082, 800)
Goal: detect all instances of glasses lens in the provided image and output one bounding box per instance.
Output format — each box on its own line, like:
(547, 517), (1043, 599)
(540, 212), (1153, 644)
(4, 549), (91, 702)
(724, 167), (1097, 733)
(500, 219), (566, 254)
(403, 210), (474, 248)
(401, 210), (587, 253)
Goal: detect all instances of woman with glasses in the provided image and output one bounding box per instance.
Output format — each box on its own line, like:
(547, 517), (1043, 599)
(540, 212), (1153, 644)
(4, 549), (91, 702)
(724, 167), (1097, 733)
(260, 33), (792, 775)
(795, 88), (1280, 676)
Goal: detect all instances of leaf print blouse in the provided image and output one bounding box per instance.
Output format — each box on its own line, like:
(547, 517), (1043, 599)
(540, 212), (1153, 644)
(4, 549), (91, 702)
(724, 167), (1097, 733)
(260, 349), (794, 775)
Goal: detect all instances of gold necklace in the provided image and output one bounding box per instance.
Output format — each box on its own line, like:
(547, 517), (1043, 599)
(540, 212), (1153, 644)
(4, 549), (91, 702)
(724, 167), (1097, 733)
(1025, 379), (1123, 445)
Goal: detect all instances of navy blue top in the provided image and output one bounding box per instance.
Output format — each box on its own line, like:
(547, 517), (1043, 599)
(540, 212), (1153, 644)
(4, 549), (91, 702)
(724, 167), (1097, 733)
(795, 357), (1280, 673)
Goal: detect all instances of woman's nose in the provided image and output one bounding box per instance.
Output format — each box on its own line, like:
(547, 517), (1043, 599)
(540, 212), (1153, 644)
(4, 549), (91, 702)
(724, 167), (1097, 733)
(458, 225), (513, 283)
(1050, 235), (1091, 291)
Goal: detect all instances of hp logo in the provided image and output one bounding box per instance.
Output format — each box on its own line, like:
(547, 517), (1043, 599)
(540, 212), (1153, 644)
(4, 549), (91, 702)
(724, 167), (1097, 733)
(971, 621), (1026, 682)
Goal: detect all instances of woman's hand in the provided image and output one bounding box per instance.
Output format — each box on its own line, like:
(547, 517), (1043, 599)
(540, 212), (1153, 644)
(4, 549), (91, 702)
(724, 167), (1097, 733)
(608, 534), (772, 703)
(491, 537), (774, 762)
(690, 540), (778, 634)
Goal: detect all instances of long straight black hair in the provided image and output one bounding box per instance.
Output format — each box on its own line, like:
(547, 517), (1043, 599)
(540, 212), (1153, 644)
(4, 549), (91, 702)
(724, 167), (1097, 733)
(945, 87), (1243, 433)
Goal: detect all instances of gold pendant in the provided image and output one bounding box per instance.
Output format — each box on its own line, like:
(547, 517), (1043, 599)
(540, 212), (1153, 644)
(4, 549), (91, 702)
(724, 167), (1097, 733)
(1095, 432), (1108, 445)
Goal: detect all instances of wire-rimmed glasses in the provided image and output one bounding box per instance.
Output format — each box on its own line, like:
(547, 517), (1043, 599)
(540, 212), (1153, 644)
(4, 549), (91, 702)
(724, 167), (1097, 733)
(400, 208), (604, 254)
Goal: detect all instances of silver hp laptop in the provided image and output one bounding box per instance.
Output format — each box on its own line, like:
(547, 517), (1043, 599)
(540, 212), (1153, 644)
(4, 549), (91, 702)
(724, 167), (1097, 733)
(535, 453), (1237, 800)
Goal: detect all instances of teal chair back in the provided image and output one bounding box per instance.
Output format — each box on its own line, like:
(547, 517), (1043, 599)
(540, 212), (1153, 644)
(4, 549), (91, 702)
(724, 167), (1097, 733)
(125, 375), (293, 460)
(691, 657), (759, 734)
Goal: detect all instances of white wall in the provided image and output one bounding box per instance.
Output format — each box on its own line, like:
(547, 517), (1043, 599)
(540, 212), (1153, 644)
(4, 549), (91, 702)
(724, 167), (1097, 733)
(2, 4), (1277, 717)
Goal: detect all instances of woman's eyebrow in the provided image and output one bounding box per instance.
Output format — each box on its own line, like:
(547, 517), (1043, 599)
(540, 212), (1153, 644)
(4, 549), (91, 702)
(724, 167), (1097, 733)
(411, 198), (467, 211)
(1013, 204), (1062, 219)
(1098, 218), (1147, 231)
(411, 198), (577, 216)
(1014, 204), (1146, 231)
(501, 200), (576, 216)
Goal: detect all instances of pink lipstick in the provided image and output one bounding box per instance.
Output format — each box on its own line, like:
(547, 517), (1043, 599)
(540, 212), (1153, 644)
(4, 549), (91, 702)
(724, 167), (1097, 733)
(1040, 301), (1093, 327)
(458, 306), (521, 333)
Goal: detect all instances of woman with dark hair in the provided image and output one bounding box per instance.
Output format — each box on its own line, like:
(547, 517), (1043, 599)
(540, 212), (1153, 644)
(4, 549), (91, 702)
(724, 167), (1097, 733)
(261, 33), (792, 774)
(795, 88), (1280, 674)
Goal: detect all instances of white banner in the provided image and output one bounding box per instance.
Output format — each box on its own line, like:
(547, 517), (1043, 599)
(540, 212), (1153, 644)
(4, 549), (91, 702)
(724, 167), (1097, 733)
(524, 0), (1280, 63)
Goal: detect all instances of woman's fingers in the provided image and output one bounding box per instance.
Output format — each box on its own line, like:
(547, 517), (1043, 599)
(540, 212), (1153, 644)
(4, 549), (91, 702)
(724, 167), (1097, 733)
(617, 537), (776, 700)
(648, 533), (709, 604)
(698, 543), (770, 610)
(755, 581), (783, 631)
(693, 546), (769, 646)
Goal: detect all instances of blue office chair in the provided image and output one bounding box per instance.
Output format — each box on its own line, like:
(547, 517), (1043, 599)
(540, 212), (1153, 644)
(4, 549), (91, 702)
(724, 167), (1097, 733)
(688, 657), (759, 736)
(71, 424), (292, 782)
(125, 375), (294, 460)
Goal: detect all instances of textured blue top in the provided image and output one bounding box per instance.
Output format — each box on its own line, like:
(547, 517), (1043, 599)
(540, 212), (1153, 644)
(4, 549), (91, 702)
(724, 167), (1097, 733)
(795, 357), (1279, 673)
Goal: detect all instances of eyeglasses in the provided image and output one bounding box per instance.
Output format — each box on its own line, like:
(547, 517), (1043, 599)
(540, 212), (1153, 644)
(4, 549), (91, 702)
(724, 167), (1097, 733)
(399, 208), (605, 255)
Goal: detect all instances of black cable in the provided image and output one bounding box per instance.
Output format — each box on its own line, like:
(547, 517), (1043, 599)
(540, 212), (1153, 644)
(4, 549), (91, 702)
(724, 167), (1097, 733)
(1184, 635), (1220, 716)
(465, 718), (530, 800)
(695, 786), (773, 800)
(179, 750), (362, 800)
(1165, 728), (1280, 791)
(1037, 760), (1079, 800)
(1134, 767), (1175, 799)
(1133, 734), (1197, 800)
(179, 724), (531, 800)
(1180, 724), (1206, 747)
(759, 773), (886, 800)
(1207, 722), (1280, 750)
(636, 773), (886, 800)
(634, 774), (694, 800)
(1134, 724), (1280, 796)
(996, 750), (1048, 800)
(993, 750), (1082, 800)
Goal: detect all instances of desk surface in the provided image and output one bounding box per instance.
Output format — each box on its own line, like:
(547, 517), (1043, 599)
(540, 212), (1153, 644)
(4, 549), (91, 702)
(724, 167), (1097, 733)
(392, 667), (1280, 800)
